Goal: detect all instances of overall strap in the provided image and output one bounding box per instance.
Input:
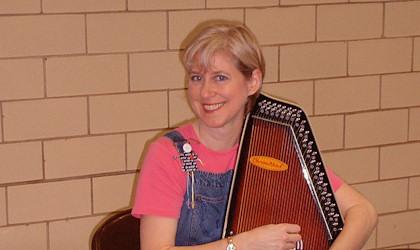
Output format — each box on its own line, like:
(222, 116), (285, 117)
(165, 130), (198, 208)
(165, 130), (198, 173)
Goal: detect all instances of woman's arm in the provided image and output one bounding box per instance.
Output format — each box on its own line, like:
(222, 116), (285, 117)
(330, 182), (378, 250)
(140, 215), (302, 250)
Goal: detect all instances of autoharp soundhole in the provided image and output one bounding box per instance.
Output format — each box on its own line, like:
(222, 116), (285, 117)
(227, 118), (330, 249)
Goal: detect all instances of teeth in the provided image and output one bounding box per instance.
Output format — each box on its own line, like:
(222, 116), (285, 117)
(204, 103), (223, 111)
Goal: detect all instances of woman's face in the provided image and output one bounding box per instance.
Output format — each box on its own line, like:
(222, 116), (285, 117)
(187, 51), (260, 130)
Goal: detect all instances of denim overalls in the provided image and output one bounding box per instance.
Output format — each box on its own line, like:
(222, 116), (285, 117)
(165, 131), (233, 246)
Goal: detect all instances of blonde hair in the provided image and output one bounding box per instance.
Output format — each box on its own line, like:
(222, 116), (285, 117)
(182, 20), (265, 112)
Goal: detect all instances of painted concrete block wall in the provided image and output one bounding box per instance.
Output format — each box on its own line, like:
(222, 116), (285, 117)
(0, 0), (419, 249)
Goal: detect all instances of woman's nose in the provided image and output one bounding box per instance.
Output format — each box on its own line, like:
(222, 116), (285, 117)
(200, 79), (216, 98)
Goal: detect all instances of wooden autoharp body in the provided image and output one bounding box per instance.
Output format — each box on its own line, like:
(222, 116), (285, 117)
(222, 93), (344, 249)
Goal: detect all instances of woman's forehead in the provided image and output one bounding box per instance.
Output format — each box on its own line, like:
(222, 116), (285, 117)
(189, 51), (236, 72)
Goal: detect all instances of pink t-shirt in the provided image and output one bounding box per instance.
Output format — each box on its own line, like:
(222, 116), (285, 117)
(131, 123), (342, 219)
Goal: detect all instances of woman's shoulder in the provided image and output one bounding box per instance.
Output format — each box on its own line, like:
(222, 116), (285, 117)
(146, 123), (196, 153)
(175, 123), (197, 140)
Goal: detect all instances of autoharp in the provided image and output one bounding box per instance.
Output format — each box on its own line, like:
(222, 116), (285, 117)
(222, 93), (344, 249)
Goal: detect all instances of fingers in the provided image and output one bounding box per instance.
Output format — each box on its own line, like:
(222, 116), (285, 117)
(279, 224), (302, 249)
(282, 230), (301, 248)
(247, 223), (302, 250)
(284, 242), (299, 250)
(286, 232), (301, 242)
(281, 223), (301, 234)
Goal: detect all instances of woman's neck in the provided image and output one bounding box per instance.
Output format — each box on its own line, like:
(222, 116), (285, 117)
(193, 120), (243, 152)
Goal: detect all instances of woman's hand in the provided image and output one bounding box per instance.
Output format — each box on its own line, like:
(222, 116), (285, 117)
(235, 223), (301, 250)
(141, 216), (301, 250)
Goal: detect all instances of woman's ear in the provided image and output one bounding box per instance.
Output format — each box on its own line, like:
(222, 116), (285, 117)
(247, 69), (263, 95)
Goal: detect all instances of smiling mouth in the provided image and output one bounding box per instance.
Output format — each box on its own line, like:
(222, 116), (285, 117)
(203, 103), (224, 111)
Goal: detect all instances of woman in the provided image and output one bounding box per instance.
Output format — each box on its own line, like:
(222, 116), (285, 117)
(132, 20), (377, 250)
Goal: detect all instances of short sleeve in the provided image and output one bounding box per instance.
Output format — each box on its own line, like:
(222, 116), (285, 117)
(326, 167), (343, 192)
(131, 138), (186, 219)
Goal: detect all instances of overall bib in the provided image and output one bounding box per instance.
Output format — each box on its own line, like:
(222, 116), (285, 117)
(165, 131), (233, 246)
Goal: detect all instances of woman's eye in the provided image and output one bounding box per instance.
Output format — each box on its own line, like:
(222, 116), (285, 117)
(190, 75), (202, 81)
(215, 75), (228, 81)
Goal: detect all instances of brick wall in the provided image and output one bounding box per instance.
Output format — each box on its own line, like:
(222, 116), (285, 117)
(0, 0), (419, 249)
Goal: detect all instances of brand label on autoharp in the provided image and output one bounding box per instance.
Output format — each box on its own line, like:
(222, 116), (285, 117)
(250, 156), (288, 171)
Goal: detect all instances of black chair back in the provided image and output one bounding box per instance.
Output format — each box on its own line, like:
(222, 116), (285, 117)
(91, 209), (140, 250)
